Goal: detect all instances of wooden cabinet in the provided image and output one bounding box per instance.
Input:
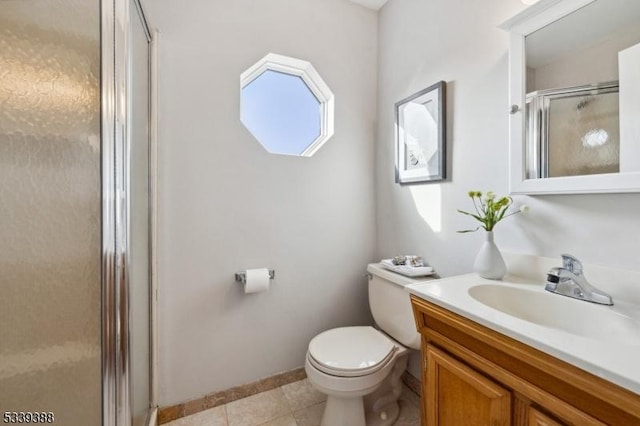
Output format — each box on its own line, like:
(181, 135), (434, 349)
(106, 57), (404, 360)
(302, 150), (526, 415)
(410, 295), (640, 426)
(426, 345), (511, 426)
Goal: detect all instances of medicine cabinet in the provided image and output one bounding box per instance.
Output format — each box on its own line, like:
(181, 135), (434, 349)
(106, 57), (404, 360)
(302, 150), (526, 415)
(501, 0), (640, 194)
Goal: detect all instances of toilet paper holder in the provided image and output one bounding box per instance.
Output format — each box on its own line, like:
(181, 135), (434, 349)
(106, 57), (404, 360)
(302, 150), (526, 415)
(235, 269), (275, 284)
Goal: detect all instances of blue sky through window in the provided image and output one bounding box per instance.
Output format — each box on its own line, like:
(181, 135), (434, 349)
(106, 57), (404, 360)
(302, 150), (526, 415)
(241, 70), (321, 155)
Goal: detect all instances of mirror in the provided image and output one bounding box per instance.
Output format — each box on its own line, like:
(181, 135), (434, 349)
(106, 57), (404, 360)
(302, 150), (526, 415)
(502, 0), (640, 194)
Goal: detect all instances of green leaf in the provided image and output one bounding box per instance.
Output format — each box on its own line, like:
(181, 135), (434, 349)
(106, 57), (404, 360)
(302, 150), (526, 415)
(497, 205), (509, 221)
(457, 209), (485, 223)
(457, 227), (480, 233)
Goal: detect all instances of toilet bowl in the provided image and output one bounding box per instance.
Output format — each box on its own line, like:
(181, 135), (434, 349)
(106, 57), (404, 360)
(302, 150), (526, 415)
(305, 264), (425, 426)
(305, 326), (409, 426)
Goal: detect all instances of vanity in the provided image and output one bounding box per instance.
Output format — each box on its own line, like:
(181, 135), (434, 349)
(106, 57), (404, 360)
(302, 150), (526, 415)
(405, 254), (640, 425)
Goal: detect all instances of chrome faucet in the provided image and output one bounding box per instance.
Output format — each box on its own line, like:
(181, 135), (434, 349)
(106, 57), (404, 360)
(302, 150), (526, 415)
(545, 254), (613, 305)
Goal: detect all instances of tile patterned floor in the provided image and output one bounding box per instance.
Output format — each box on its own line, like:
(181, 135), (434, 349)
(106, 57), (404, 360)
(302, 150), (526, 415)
(165, 379), (421, 426)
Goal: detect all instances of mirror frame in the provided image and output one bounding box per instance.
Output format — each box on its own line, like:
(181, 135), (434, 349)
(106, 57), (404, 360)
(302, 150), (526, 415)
(500, 0), (640, 195)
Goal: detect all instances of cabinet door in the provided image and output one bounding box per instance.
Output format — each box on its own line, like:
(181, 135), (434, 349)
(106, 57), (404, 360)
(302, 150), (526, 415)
(426, 345), (511, 426)
(528, 407), (564, 426)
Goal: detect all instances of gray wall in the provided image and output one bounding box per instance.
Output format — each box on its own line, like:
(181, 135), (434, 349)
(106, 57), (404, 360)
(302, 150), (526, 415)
(146, 0), (378, 406)
(149, 0), (640, 406)
(377, 0), (640, 314)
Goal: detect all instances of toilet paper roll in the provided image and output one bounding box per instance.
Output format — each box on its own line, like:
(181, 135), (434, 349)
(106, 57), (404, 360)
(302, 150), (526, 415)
(244, 268), (271, 294)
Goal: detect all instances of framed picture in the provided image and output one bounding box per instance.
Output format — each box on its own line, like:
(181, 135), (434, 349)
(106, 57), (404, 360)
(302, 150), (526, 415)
(395, 81), (446, 184)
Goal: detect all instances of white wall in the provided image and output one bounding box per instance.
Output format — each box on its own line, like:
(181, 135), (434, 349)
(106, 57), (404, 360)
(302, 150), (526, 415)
(146, 0), (378, 406)
(377, 0), (640, 377)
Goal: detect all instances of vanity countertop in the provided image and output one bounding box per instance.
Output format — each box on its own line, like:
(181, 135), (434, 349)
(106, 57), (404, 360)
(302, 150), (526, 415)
(405, 272), (640, 395)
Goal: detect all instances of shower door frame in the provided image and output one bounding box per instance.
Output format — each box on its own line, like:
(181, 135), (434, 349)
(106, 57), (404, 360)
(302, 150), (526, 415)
(101, 0), (157, 425)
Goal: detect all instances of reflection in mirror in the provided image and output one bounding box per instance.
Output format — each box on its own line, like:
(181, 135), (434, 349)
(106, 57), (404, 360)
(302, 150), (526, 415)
(524, 0), (640, 179)
(525, 82), (620, 178)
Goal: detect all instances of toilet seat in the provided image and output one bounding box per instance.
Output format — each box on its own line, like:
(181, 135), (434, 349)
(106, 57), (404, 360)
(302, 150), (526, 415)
(307, 326), (398, 377)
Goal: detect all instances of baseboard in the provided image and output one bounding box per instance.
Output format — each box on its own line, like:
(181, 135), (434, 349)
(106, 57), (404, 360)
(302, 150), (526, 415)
(157, 367), (306, 424)
(159, 366), (421, 424)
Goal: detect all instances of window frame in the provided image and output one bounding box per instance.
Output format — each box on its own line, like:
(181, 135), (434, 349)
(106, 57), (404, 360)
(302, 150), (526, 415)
(240, 53), (335, 157)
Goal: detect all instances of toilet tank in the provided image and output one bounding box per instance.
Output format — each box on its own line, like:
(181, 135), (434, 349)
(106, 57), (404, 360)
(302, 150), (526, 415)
(367, 263), (424, 350)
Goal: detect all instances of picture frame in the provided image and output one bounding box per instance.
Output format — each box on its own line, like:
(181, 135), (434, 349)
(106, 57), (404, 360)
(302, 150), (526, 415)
(395, 81), (446, 184)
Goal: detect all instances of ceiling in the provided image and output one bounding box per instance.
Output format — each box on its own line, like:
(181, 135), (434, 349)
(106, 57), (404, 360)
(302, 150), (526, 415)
(346, 0), (389, 11)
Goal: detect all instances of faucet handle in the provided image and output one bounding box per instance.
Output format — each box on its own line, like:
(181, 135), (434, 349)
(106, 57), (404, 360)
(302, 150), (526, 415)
(561, 254), (583, 275)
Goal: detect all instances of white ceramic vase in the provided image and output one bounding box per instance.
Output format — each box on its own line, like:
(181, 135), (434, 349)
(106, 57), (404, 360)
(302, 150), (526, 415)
(474, 231), (506, 280)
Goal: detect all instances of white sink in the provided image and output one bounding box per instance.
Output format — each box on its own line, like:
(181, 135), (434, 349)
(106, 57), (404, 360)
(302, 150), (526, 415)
(468, 284), (640, 346)
(405, 255), (640, 395)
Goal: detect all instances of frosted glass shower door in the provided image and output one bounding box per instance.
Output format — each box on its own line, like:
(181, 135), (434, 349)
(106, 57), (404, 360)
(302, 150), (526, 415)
(0, 1), (102, 424)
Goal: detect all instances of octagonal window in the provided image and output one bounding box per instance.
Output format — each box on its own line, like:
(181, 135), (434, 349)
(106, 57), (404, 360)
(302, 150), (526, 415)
(240, 54), (334, 157)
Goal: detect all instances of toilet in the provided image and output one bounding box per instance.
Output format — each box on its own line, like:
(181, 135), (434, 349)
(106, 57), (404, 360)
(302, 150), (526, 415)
(305, 263), (423, 426)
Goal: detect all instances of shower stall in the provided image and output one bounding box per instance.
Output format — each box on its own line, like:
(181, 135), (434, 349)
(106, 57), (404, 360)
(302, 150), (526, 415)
(0, 0), (157, 425)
